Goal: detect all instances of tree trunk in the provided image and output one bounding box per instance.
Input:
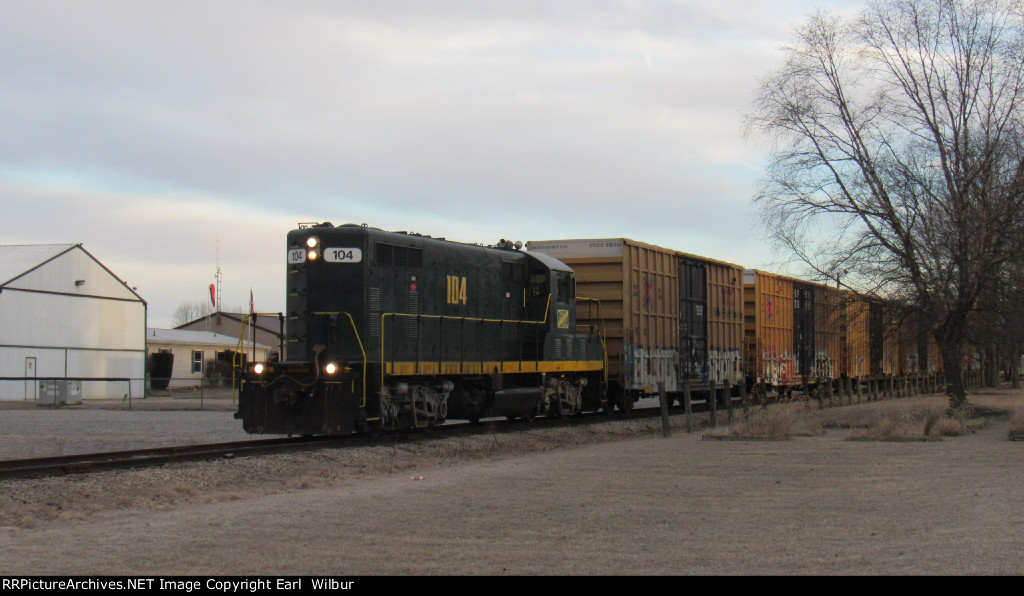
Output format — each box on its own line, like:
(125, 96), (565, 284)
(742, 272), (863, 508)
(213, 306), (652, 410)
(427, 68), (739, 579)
(985, 346), (999, 388)
(1007, 344), (1015, 389)
(935, 328), (968, 413)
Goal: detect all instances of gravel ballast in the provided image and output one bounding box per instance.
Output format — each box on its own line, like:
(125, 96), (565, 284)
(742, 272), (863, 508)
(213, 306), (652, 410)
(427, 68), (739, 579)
(0, 391), (1022, 575)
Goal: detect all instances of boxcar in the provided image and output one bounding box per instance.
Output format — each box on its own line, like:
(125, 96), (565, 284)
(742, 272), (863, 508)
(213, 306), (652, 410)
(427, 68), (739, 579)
(743, 270), (842, 388)
(526, 238), (744, 404)
(841, 292), (903, 378)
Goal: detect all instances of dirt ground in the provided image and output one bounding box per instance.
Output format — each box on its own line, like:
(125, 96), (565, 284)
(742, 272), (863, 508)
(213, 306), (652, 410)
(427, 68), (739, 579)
(0, 389), (1022, 575)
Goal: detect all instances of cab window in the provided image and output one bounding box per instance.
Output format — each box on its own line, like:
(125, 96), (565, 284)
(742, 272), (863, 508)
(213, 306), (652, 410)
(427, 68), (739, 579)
(556, 273), (573, 303)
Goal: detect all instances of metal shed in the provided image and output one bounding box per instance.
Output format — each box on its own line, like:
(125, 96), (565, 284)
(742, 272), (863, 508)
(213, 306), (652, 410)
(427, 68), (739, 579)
(0, 244), (147, 401)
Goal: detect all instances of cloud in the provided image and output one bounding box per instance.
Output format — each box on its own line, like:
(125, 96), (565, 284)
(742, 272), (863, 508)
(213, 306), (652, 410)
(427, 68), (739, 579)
(0, 0), (863, 325)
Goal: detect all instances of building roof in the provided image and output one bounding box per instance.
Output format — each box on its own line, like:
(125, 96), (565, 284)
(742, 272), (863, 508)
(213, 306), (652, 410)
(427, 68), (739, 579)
(177, 311), (284, 336)
(147, 328), (271, 349)
(0, 244), (78, 287)
(0, 243), (146, 304)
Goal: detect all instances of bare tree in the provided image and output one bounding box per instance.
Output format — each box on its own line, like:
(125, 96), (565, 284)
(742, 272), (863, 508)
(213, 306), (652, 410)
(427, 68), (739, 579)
(746, 0), (1024, 411)
(171, 300), (215, 328)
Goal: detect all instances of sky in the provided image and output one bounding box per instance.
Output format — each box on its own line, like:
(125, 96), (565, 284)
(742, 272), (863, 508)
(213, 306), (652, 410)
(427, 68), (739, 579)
(0, 0), (863, 328)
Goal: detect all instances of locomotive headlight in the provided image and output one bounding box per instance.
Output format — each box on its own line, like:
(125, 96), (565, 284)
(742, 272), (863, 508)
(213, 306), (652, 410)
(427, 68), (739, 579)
(253, 363), (265, 375)
(306, 236), (319, 248)
(307, 249), (319, 261)
(324, 362), (338, 375)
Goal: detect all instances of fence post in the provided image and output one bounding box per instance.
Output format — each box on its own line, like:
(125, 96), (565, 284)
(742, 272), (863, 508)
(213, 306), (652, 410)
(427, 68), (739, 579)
(709, 379), (717, 429)
(683, 383), (694, 433)
(726, 381), (734, 424)
(658, 382), (671, 438)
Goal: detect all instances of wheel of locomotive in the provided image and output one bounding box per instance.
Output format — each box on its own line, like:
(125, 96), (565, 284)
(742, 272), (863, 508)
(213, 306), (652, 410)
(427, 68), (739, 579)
(456, 385), (488, 425)
(553, 393), (567, 419)
(357, 419), (383, 438)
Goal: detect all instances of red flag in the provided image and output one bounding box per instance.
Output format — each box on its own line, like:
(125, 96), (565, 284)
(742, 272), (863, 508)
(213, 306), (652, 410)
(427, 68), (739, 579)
(209, 284), (216, 307)
(250, 289), (256, 321)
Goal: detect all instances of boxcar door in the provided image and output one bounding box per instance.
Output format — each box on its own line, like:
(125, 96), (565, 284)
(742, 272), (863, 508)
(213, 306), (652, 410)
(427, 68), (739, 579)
(678, 258), (708, 387)
(794, 284), (816, 380)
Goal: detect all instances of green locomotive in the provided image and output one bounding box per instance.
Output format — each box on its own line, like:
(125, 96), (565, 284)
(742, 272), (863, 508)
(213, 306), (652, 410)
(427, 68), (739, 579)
(236, 223), (606, 435)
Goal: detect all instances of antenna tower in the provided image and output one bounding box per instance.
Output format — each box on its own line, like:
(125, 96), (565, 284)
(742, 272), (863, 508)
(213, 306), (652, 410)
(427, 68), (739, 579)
(215, 238), (223, 312)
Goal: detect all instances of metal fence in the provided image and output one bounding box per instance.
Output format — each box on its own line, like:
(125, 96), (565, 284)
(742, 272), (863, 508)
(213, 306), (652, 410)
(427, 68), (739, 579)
(0, 376), (239, 410)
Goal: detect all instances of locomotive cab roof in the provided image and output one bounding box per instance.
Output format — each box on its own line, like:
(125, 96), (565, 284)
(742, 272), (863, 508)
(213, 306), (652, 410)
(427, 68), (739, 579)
(524, 249), (573, 273)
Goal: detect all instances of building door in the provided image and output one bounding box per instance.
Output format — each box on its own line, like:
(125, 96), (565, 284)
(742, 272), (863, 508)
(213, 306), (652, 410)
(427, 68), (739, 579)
(24, 357), (37, 401)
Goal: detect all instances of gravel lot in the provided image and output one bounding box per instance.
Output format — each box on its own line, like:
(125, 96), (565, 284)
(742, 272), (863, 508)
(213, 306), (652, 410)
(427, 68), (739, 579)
(0, 390), (1022, 575)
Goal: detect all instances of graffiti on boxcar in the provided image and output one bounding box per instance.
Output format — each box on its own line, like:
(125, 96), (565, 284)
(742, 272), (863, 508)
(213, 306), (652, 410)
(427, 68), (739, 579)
(708, 349), (742, 385)
(813, 352), (833, 381)
(625, 344), (678, 393)
(760, 348), (797, 386)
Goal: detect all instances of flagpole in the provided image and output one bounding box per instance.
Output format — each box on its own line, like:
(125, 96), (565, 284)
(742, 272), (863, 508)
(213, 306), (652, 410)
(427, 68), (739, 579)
(250, 288), (256, 364)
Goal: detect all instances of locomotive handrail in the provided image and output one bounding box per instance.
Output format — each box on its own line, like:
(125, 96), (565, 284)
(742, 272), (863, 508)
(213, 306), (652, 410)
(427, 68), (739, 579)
(576, 296), (609, 385)
(379, 294), (554, 390)
(310, 311), (369, 408)
(233, 313), (282, 405)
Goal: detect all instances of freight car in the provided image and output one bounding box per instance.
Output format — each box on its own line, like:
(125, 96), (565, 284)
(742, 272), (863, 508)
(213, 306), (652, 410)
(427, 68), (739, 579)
(842, 292), (897, 379)
(742, 269), (842, 390)
(526, 238), (744, 409)
(235, 223), (606, 436)
(843, 292), (944, 378)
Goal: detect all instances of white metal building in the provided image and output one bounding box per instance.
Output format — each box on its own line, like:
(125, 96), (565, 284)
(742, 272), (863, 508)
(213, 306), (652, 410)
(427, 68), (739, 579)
(0, 244), (147, 401)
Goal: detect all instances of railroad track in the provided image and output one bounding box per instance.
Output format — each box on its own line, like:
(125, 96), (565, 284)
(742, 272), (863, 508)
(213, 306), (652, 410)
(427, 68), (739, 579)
(0, 436), (347, 481)
(0, 401), (716, 481)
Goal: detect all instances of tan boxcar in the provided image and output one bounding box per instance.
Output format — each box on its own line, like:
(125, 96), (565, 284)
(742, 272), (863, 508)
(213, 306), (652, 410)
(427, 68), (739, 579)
(743, 270), (842, 386)
(841, 292), (902, 377)
(526, 238), (744, 396)
(842, 292), (870, 378)
(815, 283), (842, 380)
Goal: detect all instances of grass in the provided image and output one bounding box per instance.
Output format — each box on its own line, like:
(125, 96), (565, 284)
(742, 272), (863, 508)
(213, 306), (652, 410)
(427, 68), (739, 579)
(708, 402), (986, 442)
(1010, 406), (1024, 439)
(704, 405), (818, 440)
(841, 406), (970, 441)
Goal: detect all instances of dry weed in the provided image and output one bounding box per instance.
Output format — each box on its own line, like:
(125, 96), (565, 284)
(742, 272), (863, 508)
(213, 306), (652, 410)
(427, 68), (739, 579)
(705, 405), (806, 440)
(932, 417), (966, 437)
(1011, 406), (1024, 434)
(845, 406), (960, 441)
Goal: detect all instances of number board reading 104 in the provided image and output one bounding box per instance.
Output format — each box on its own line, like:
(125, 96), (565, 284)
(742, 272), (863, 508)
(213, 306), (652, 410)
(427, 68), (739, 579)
(324, 248), (363, 263)
(287, 248), (363, 264)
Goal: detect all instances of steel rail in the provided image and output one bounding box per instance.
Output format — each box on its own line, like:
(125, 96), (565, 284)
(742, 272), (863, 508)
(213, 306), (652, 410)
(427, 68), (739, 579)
(0, 400), (724, 481)
(0, 436), (343, 481)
